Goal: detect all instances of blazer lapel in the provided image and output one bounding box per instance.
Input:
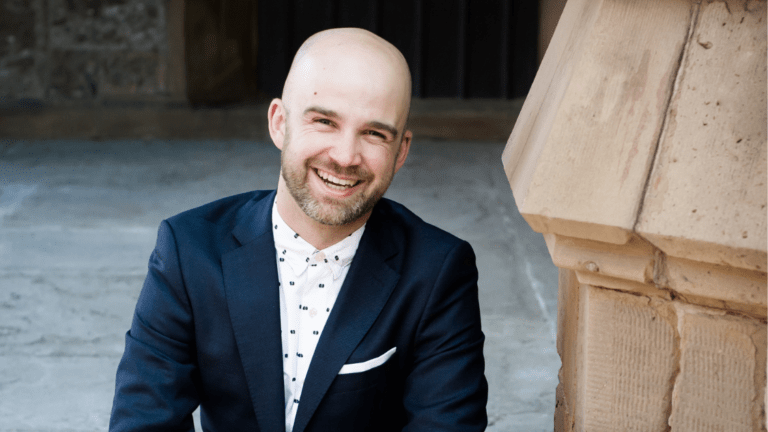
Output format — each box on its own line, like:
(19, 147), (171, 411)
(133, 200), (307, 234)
(292, 208), (400, 432)
(222, 191), (286, 432)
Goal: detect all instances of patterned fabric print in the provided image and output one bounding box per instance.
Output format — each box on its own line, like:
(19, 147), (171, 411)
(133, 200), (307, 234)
(272, 203), (365, 432)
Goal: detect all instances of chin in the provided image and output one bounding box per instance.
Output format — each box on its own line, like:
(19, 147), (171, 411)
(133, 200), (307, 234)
(282, 160), (391, 226)
(303, 196), (372, 226)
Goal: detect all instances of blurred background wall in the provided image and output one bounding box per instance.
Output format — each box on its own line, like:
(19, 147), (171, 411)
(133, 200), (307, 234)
(0, 0), (567, 108)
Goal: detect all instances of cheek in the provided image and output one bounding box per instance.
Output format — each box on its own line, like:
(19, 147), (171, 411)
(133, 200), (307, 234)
(295, 133), (339, 157)
(284, 136), (322, 162)
(364, 148), (399, 177)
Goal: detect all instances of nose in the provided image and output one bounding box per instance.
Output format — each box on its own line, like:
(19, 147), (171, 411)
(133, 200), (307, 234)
(327, 130), (363, 167)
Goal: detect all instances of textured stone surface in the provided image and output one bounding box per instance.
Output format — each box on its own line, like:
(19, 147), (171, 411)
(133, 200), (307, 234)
(666, 256), (767, 317)
(0, 139), (560, 431)
(549, 234), (656, 285)
(0, 0), (167, 102)
(502, 0), (695, 245)
(669, 304), (766, 431)
(0, 0), (45, 100)
(0, 0), (36, 58)
(503, 0), (768, 430)
(546, 233), (767, 318)
(579, 286), (678, 432)
(48, 0), (163, 50)
(48, 50), (100, 99)
(47, 49), (163, 99)
(101, 51), (163, 95)
(0, 53), (45, 100)
(504, 0), (767, 262)
(554, 269), (580, 432)
(637, 0), (767, 272)
(556, 282), (767, 432)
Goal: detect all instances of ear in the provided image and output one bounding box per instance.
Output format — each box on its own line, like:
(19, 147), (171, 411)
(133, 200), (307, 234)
(268, 99), (287, 150)
(393, 129), (412, 174)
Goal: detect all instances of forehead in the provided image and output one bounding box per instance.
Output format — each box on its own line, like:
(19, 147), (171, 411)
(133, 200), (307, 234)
(288, 45), (410, 128)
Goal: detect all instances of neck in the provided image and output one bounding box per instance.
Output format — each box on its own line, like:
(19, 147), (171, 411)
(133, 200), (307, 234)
(274, 177), (370, 250)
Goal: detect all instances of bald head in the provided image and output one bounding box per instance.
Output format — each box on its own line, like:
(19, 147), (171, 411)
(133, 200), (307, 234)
(281, 28), (412, 133)
(267, 28), (414, 242)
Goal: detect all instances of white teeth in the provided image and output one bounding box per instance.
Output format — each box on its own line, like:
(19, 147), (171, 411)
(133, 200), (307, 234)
(316, 170), (357, 187)
(325, 182), (347, 191)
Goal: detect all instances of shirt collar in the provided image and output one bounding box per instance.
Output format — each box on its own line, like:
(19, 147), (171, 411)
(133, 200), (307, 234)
(271, 202), (366, 279)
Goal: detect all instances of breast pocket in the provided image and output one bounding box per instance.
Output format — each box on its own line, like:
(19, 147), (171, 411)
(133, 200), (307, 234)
(329, 347), (397, 394)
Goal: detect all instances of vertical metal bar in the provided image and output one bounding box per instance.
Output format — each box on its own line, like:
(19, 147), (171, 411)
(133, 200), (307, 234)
(286, 0), (295, 67)
(456, 0), (467, 98)
(252, 0), (259, 67)
(220, 0), (227, 35)
(369, 0), (379, 33)
(412, 0), (423, 98)
(327, 0), (336, 28)
(500, 0), (510, 98)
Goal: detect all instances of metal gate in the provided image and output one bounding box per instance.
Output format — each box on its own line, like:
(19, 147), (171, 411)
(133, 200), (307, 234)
(186, 0), (539, 103)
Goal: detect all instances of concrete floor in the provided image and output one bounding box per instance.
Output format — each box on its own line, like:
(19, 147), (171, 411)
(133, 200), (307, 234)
(0, 138), (560, 431)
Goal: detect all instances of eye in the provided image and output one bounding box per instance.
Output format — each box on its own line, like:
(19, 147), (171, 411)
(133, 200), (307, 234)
(366, 130), (387, 139)
(315, 118), (333, 126)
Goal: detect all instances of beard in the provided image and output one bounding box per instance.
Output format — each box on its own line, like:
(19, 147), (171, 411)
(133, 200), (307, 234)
(280, 129), (396, 226)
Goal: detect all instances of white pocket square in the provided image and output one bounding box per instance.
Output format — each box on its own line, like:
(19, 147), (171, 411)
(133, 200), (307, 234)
(338, 347), (397, 375)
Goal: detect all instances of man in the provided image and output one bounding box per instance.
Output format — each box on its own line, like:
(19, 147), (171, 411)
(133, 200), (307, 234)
(110, 28), (487, 432)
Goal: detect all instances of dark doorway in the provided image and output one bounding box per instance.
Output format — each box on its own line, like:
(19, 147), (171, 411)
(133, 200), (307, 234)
(185, 0), (538, 104)
(185, 0), (258, 105)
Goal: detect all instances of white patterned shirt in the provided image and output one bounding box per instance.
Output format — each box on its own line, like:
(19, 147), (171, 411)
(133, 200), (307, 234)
(271, 204), (365, 432)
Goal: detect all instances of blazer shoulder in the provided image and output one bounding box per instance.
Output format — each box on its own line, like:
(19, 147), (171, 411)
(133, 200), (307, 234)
(161, 190), (274, 252)
(376, 198), (468, 253)
(166, 190), (270, 229)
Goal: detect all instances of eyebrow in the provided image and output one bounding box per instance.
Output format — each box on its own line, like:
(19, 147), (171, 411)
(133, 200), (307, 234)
(304, 106), (399, 139)
(304, 106), (339, 119)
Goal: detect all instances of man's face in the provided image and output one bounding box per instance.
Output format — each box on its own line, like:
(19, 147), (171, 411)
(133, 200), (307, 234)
(270, 35), (412, 227)
(279, 101), (407, 226)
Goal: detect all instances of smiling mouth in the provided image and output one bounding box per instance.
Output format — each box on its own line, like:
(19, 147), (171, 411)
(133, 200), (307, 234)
(315, 169), (361, 190)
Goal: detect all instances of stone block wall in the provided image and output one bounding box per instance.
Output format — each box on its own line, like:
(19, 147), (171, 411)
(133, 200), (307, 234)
(503, 0), (767, 430)
(557, 267), (766, 431)
(0, 0), (172, 103)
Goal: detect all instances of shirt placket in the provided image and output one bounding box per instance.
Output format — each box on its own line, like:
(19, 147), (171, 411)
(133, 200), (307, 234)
(294, 254), (332, 403)
(284, 262), (301, 408)
(285, 258), (307, 430)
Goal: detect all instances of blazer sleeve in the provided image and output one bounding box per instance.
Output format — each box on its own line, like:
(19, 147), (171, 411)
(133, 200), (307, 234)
(402, 240), (488, 431)
(109, 220), (199, 432)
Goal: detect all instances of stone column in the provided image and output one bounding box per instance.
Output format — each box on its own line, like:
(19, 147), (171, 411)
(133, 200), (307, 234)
(502, 0), (767, 430)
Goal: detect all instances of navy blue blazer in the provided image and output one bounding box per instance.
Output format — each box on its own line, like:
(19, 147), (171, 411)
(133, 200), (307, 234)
(110, 190), (487, 432)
